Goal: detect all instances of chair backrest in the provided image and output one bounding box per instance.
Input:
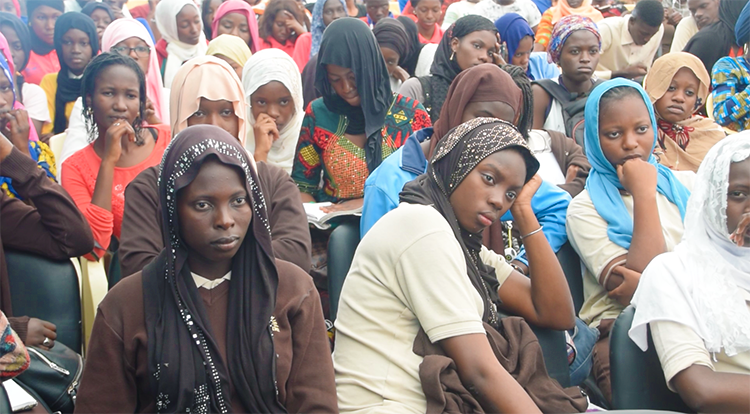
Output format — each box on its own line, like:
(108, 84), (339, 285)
(326, 218), (361, 321)
(610, 305), (693, 412)
(556, 241), (585, 314)
(79, 257), (109, 355)
(4, 250), (82, 354)
(47, 133), (67, 178)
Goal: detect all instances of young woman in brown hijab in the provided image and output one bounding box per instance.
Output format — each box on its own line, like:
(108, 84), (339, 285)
(644, 52), (725, 173)
(75, 125), (337, 413)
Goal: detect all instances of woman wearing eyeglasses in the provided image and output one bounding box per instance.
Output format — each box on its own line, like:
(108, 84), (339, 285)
(60, 18), (169, 167)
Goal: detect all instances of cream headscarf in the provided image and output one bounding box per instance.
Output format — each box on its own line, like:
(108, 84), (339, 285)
(206, 34), (253, 70)
(169, 55), (247, 144)
(631, 134), (750, 357)
(242, 48), (303, 175)
(155, 0), (208, 89)
(644, 52), (725, 172)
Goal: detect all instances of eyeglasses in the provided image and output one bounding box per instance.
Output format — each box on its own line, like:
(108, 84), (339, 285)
(111, 45), (151, 57)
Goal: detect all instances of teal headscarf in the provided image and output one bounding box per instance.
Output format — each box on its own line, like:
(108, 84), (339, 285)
(583, 79), (691, 249)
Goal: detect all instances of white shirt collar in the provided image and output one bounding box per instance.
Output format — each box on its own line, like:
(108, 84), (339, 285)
(191, 271), (232, 290)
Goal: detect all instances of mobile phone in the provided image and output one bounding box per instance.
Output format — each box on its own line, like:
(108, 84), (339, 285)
(499, 42), (509, 64)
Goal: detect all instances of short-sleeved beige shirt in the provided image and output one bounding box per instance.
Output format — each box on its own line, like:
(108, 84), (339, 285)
(333, 203), (513, 414)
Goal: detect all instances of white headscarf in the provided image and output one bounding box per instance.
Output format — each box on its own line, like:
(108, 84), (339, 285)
(242, 48), (304, 175)
(155, 0), (208, 89)
(630, 133), (750, 357)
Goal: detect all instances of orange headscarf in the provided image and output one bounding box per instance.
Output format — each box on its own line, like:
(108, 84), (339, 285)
(551, 0), (603, 24)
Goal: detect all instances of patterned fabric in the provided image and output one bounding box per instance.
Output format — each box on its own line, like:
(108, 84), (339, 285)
(711, 56), (750, 132)
(535, 9), (554, 48)
(0, 140), (57, 198)
(292, 94), (430, 202)
(0, 311), (29, 379)
(547, 15), (601, 64)
(657, 119), (693, 150)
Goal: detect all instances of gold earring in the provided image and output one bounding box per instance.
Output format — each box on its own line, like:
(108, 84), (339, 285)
(450, 51), (455, 61)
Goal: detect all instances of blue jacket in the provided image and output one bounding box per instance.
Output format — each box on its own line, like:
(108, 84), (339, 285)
(361, 128), (572, 265)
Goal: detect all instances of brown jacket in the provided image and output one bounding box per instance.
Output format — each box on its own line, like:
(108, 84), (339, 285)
(0, 148), (94, 341)
(119, 162), (312, 277)
(414, 317), (588, 414)
(74, 259), (338, 413)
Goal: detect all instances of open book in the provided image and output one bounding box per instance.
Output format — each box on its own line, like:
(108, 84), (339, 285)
(303, 202), (362, 230)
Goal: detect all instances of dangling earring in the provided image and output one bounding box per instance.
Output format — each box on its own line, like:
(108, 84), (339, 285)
(450, 51), (455, 61)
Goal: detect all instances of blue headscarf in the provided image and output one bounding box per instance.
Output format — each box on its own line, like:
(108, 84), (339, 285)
(495, 13), (535, 78)
(310, 0), (347, 59)
(584, 79), (691, 249)
(735, 0), (750, 47)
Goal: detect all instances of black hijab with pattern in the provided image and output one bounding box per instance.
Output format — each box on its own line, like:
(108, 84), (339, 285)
(428, 15), (497, 123)
(142, 125), (285, 414)
(397, 15), (423, 76)
(399, 118), (539, 324)
(315, 17), (392, 172)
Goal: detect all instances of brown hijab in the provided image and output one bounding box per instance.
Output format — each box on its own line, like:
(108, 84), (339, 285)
(429, 64), (523, 157)
(644, 52), (726, 172)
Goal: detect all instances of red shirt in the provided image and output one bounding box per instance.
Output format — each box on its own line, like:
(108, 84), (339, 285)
(61, 124), (171, 259)
(291, 32), (312, 72)
(22, 50), (60, 85)
(261, 36), (297, 57)
(129, 3), (150, 19)
(418, 23), (443, 44)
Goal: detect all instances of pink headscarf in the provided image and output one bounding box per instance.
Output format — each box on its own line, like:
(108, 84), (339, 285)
(101, 18), (170, 125)
(212, 0), (261, 53)
(0, 32), (39, 141)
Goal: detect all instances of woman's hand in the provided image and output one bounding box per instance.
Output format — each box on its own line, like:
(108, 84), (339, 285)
(144, 99), (162, 125)
(1, 109), (30, 157)
(616, 158), (657, 199)
(25, 318), (57, 350)
(253, 113), (279, 163)
(607, 265), (641, 306)
(393, 66), (410, 83)
(731, 212), (750, 247)
(320, 198), (363, 213)
(565, 164), (580, 184)
(510, 174), (542, 215)
(283, 10), (306, 36)
(103, 120), (135, 164)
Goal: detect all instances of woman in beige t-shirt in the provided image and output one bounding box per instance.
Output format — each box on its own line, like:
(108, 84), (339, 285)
(334, 118), (576, 413)
(565, 79), (692, 403)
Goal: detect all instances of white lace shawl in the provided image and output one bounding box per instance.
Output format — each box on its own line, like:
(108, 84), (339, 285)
(630, 133), (750, 357)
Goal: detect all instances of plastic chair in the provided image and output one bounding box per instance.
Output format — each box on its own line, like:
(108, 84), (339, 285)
(4, 250), (82, 354)
(47, 133), (67, 178)
(556, 241), (585, 314)
(79, 257), (108, 354)
(610, 306), (693, 412)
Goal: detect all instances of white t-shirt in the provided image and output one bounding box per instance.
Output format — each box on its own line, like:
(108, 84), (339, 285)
(21, 82), (51, 124)
(472, 0), (542, 28)
(333, 203), (513, 414)
(566, 171), (695, 328)
(442, 1), (480, 30)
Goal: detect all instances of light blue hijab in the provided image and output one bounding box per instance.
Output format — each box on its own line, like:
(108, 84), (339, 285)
(309, 0), (348, 59)
(584, 79), (691, 249)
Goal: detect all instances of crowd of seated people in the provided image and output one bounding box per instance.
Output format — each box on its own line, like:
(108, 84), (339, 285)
(0, 0), (749, 412)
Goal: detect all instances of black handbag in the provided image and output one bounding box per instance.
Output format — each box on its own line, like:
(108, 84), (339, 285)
(14, 343), (83, 414)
